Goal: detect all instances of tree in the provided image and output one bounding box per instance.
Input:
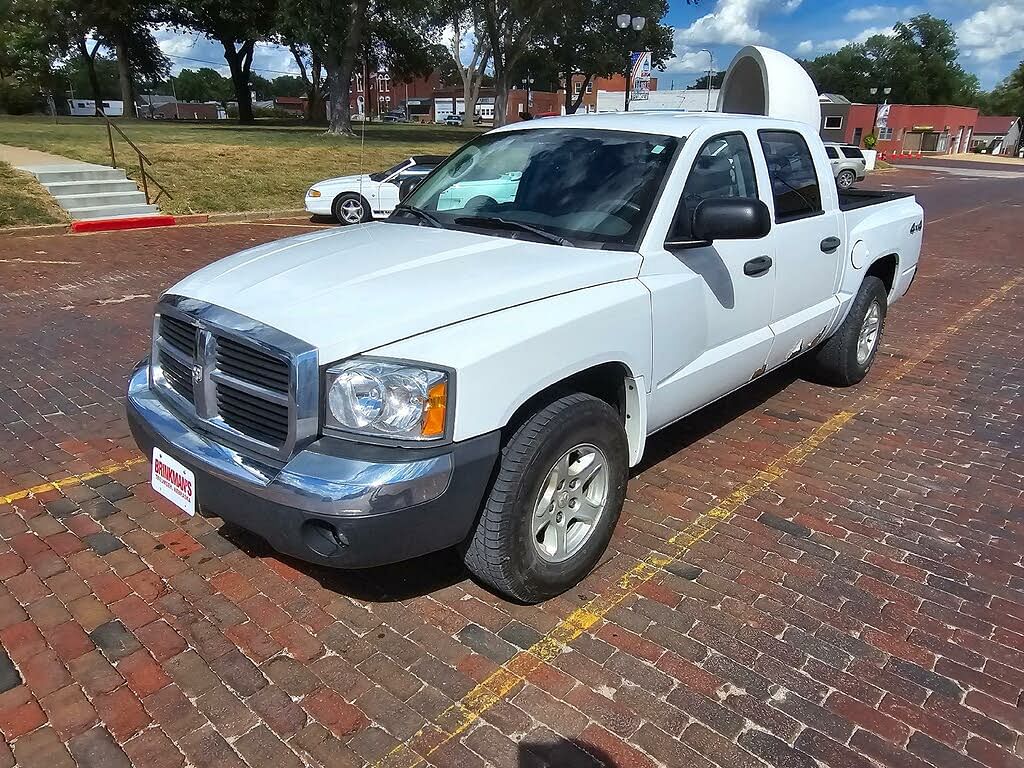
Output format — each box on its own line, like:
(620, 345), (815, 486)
(172, 0), (276, 123)
(286, 43), (325, 120)
(976, 61), (1024, 118)
(433, 0), (490, 126)
(173, 66), (232, 101)
(532, 0), (673, 115)
(480, 0), (546, 126)
(270, 74), (305, 96)
(688, 69), (724, 90)
(801, 15), (979, 106)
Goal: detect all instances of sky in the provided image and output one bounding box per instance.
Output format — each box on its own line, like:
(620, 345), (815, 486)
(154, 0), (1024, 92)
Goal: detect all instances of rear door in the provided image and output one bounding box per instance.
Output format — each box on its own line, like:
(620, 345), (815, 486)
(758, 129), (843, 371)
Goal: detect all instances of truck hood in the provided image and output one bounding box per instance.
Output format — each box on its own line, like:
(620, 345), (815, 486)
(167, 222), (641, 364)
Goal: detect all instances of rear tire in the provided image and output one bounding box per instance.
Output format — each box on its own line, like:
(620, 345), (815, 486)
(810, 276), (887, 386)
(332, 193), (370, 225)
(837, 170), (856, 190)
(462, 393), (628, 603)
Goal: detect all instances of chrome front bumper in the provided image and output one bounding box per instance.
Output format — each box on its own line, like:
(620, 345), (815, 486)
(127, 363), (452, 516)
(127, 363), (499, 568)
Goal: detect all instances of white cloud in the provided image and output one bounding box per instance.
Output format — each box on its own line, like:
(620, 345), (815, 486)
(663, 47), (718, 74)
(958, 2), (1024, 63)
(842, 4), (919, 23)
(796, 25), (897, 55)
(674, 0), (800, 47)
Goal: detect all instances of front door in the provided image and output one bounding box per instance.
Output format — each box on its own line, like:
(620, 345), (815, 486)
(645, 131), (777, 430)
(758, 130), (842, 371)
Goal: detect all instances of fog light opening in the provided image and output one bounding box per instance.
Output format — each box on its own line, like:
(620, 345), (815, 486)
(301, 519), (349, 557)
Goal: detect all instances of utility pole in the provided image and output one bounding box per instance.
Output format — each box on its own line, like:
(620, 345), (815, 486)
(700, 49), (714, 111)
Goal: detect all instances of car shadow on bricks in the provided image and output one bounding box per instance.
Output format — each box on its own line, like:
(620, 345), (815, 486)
(219, 520), (470, 602)
(636, 362), (802, 472)
(519, 737), (616, 767)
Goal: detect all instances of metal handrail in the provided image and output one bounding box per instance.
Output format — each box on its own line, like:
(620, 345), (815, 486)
(97, 110), (173, 206)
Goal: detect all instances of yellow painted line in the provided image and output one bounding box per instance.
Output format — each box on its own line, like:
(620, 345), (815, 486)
(375, 274), (1022, 768)
(0, 457), (147, 506)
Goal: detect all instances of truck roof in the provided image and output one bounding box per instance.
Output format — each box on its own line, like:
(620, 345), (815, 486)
(492, 111), (813, 139)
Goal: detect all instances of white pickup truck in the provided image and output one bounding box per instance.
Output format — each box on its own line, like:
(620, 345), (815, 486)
(128, 48), (922, 602)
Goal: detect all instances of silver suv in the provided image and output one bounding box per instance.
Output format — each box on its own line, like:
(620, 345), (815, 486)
(824, 143), (867, 189)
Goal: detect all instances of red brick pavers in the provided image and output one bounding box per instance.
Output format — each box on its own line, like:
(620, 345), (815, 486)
(1, 184), (1023, 768)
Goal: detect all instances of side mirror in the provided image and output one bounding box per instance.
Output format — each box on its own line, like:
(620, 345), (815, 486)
(668, 198), (771, 248)
(398, 177), (420, 201)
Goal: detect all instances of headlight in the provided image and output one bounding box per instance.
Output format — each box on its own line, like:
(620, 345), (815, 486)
(325, 359), (449, 441)
(307, 188), (321, 198)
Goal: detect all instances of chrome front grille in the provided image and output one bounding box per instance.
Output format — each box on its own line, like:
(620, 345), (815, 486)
(151, 298), (318, 460)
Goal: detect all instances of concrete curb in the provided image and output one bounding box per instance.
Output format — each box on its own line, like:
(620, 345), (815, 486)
(0, 222), (71, 238)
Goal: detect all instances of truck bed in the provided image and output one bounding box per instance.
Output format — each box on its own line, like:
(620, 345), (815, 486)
(838, 189), (914, 211)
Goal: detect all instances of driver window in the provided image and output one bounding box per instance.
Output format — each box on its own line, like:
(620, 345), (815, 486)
(671, 133), (758, 240)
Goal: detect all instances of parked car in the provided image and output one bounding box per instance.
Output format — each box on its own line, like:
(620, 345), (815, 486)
(381, 111), (407, 124)
(304, 155), (446, 224)
(824, 143), (868, 189)
(128, 51), (923, 603)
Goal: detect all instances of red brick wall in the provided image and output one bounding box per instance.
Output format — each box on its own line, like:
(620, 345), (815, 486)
(844, 103), (979, 154)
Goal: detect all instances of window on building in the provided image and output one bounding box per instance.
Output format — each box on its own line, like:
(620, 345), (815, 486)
(823, 115), (843, 130)
(573, 82), (582, 94)
(586, 82), (593, 93)
(759, 130), (823, 222)
(878, 127), (893, 140)
(852, 128), (863, 146)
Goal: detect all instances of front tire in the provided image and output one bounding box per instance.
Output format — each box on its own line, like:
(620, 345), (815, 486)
(837, 170), (856, 190)
(462, 393), (628, 603)
(810, 276), (888, 386)
(332, 193), (370, 225)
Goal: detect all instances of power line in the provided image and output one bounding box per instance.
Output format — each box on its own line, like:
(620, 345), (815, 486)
(163, 51), (300, 77)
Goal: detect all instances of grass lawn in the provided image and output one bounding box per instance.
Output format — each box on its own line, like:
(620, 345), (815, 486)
(0, 160), (68, 227)
(0, 116), (481, 217)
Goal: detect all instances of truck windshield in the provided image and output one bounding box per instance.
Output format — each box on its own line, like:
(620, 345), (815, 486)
(397, 128), (680, 250)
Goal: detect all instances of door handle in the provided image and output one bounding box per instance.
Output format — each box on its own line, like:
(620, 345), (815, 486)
(743, 256), (773, 277)
(820, 236), (841, 253)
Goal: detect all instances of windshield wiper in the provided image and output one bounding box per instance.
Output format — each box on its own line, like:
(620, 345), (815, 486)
(453, 215), (574, 246)
(391, 204), (442, 228)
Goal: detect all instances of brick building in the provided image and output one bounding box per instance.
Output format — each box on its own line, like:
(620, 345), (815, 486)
(843, 103), (979, 155)
(568, 73), (659, 112)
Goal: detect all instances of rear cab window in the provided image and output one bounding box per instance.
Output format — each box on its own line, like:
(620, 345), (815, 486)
(758, 130), (823, 222)
(841, 147), (864, 159)
(825, 146), (839, 159)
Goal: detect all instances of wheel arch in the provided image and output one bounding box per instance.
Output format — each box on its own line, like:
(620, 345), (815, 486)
(866, 252), (899, 297)
(332, 191), (370, 223)
(503, 361), (647, 466)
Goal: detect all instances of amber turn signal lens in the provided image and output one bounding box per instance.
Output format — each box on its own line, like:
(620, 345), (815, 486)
(421, 380), (447, 437)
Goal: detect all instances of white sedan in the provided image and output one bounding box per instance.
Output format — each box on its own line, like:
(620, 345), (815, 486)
(305, 156), (445, 224)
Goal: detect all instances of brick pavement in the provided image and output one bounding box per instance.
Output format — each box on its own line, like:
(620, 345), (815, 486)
(0, 186), (1022, 768)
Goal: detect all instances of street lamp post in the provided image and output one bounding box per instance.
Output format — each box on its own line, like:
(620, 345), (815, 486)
(700, 49), (714, 111)
(616, 13), (646, 112)
(521, 75), (535, 118)
(870, 86), (892, 141)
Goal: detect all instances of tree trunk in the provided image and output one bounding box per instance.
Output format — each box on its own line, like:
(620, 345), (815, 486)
(493, 68), (510, 127)
(570, 74), (592, 114)
(77, 37), (103, 114)
(223, 39), (255, 124)
(326, 0), (366, 136)
(115, 38), (136, 119)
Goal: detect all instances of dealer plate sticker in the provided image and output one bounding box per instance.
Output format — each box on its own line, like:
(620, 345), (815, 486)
(152, 448), (196, 516)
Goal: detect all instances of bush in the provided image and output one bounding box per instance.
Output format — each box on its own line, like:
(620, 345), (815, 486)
(863, 133), (878, 149)
(0, 81), (43, 115)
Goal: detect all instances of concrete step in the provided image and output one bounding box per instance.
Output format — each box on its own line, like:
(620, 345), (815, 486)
(64, 203), (161, 220)
(43, 179), (141, 196)
(56, 190), (149, 209)
(32, 167), (128, 184)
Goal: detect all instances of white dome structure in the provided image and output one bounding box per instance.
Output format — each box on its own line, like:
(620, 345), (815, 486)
(717, 46), (821, 129)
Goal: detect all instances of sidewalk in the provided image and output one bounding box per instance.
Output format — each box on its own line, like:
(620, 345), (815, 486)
(0, 143), (110, 174)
